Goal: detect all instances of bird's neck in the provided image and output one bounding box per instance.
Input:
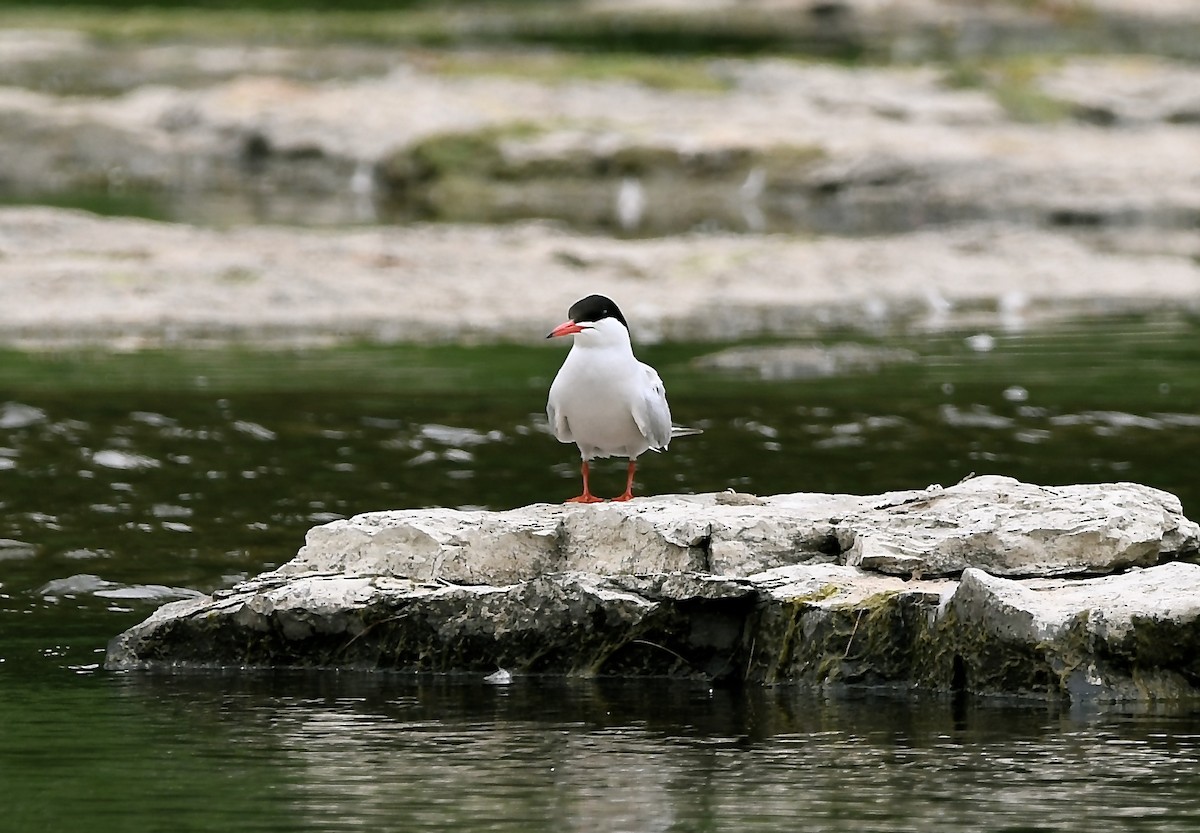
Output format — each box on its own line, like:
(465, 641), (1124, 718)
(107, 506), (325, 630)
(571, 337), (634, 362)
(572, 322), (634, 356)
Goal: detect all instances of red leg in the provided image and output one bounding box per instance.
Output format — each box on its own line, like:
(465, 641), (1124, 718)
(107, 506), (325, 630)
(565, 460), (604, 504)
(612, 460), (637, 502)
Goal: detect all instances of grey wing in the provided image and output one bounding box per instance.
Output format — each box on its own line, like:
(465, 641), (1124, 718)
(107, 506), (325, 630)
(546, 393), (573, 443)
(632, 364), (673, 450)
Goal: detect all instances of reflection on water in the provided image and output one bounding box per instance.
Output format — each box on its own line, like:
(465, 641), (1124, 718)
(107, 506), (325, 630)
(1, 316), (1199, 830)
(6, 672), (1200, 833)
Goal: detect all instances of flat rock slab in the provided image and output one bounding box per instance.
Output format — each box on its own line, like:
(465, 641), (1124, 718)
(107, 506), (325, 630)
(106, 476), (1200, 702)
(288, 475), (1196, 581)
(843, 478), (1197, 577)
(3, 208), (1199, 349)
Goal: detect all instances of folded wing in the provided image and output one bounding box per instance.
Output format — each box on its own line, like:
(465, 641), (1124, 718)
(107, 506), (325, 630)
(546, 397), (573, 443)
(632, 364), (673, 450)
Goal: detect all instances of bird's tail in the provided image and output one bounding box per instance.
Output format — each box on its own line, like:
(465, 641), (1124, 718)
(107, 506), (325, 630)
(670, 426), (703, 438)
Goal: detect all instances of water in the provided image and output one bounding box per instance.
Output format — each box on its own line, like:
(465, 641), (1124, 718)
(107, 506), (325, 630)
(2, 316), (1200, 831)
(7, 674), (1200, 832)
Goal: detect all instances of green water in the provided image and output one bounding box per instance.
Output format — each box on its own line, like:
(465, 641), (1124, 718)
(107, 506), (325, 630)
(2, 316), (1200, 831)
(7, 674), (1200, 833)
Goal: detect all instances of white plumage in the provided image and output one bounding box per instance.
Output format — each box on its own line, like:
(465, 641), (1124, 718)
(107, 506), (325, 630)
(546, 294), (698, 503)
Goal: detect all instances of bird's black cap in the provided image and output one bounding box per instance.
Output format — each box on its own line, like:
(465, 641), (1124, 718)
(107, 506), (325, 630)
(568, 294), (628, 329)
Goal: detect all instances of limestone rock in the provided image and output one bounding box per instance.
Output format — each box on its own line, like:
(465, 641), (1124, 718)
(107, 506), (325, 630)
(288, 507), (564, 585)
(3, 208), (1200, 349)
(290, 475), (1198, 582)
(105, 478), (1200, 702)
(5, 25), (1200, 351)
(945, 563), (1200, 700)
(106, 569), (747, 679)
(1039, 57), (1200, 125)
(287, 494), (849, 583)
(842, 476), (1198, 578)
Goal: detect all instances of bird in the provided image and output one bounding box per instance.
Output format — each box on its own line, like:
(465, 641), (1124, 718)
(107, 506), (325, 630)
(546, 293), (700, 503)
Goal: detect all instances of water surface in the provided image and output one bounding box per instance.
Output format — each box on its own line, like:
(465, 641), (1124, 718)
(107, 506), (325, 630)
(2, 316), (1199, 831)
(6, 672), (1200, 832)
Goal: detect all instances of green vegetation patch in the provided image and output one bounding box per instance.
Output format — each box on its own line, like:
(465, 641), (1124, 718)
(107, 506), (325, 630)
(416, 49), (731, 92)
(375, 124), (826, 230)
(0, 3), (866, 58)
(943, 55), (1073, 123)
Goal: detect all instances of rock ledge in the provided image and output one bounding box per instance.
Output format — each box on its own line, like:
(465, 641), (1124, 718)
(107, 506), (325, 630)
(106, 475), (1200, 702)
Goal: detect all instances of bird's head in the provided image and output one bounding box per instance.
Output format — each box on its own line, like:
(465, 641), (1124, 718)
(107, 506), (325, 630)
(546, 294), (630, 346)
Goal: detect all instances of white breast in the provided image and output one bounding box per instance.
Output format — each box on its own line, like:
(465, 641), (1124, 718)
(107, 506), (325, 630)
(547, 324), (672, 461)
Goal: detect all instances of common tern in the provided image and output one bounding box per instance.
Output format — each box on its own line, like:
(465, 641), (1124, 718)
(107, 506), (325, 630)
(546, 294), (700, 503)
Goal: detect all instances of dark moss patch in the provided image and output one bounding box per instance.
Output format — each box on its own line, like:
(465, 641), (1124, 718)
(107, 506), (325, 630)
(375, 128), (826, 233)
(1103, 614), (1200, 687)
(108, 561), (1200, 702)
(924, 606), (1060, 698)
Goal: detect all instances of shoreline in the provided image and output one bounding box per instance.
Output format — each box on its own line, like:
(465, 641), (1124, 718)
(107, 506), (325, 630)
(2, 207), (1198, 351)
(2, 4), (1198, 350)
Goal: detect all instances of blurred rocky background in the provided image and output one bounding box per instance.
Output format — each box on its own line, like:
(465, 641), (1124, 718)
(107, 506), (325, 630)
(1, 0), (1198, 348)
